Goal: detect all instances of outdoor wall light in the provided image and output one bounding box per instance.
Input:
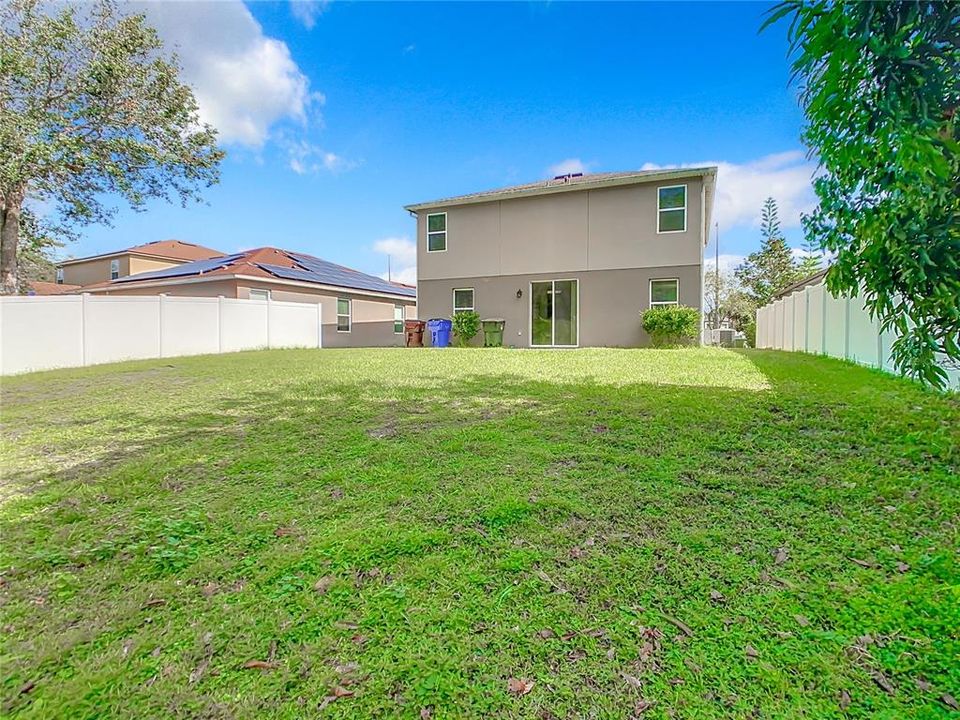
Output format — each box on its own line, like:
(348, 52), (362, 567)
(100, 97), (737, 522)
(516, 289), (523, 299)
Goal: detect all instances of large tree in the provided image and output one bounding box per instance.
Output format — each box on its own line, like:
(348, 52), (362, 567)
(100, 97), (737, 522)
(735, 197), (804, 307)
(0, 0), (223, 294)
(766, 0), (960, 388)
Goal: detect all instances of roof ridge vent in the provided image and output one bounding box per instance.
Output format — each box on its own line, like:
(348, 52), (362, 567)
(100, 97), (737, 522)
(552, 172), (584, 183)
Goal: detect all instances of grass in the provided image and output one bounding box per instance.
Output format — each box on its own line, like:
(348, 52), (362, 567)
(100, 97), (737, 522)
(0, 347), (957, 719)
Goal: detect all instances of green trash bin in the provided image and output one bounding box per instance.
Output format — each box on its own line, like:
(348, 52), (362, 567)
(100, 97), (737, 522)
(482, 318), (506, 347)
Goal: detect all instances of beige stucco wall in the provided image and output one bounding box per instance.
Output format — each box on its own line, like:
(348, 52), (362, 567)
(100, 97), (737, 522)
(128, 256), (180, 276)
(99, 279), (240, 298)
(61, 256), (130, 286)
(418, 265), (701, 348)
(416, 178), (704, 282)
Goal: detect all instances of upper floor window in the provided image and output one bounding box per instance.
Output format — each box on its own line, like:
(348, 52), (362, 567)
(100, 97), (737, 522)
(453, 288), (474, 314)
(394, 305), (404, 333)
(427, 212), (447, 252)
(249, 289), (270, 301)
(657, 185), (687, 233)
(110, 259), (120, 280)
(337, 297), (352, 332)
(650, 278), (679, 307)
(56, 268), (64, 284)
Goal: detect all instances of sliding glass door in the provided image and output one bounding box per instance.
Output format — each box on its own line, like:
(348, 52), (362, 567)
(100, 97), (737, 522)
(530, 279), (578, 347)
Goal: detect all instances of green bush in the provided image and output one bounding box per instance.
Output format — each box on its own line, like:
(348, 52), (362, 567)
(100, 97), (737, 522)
(451, 311), (480, 347)
(744, 319), (757, 348)
(641, 306), (701, 348)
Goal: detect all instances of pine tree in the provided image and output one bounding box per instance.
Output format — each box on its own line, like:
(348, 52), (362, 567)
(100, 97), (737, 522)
(735, 197), (804, 307)
(797, 235), (823, 277)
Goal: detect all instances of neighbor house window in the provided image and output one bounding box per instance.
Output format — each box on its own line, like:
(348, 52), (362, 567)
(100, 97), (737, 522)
(427, 212), (447, 252)
(650, 279), (679, 307)
(657, 185), (687, 233)
(453, 288), (474, 314)
(337, 298), (351, 332)
(249, 289), (270, 301)
(110, 259), (120, 280)
(56, 268), (64, 284)
(394, 305), (404, 333)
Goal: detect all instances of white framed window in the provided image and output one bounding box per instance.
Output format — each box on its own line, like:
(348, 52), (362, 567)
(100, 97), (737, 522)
(657, 185), (687, 233)
(427, 212), (447, 252)
(249, 289), (270, 301)
(394, 304), (404, 333)
(453, 288), (474, 314)
(56, 268), (64, 284)
(650, 278), (679, 307)
(110, 258), (120, 280)
(337, 297), (351, 332)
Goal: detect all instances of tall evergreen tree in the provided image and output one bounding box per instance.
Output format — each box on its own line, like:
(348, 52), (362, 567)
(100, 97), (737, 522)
(735, 197), (804, 307)
(797, 235), (823, 277)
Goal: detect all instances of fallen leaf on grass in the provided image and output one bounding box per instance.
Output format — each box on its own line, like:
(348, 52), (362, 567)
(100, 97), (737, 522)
(941, 694), (959, 711)
(683, 658), (702, 673)
(567, 649), (587, 662)
(330, 487), (344, 499)
(242, 660), (277, 670)
(189, 657), (211, 685)
(794, 614), (811, 627)
(314, 576), (336, 594)
(537, 628), (557, 640)
(17, 681), (35, 696)
(839, 689), (851, 710)
(142, 599), (166, 609)
(592, 424), (609, 434)
(332, 686), (354, 698)
(634, 699), (655, 714)
(896, 562), (910, 573)
(420, 707), (433, 719)
(915, 678), (932, 692)
(745, 645), (760, 659)
(507, 677), (535, 696)
(621, 672), (642, 689)
(660, 613), (693, 637)
(849, 557), (874, 569)
(709, 589), (725, 603)
(274, 526), (298, 537)
(773, 547), (789, 565)
(870, 671), (895, 695)
(201, 583), (219, 597)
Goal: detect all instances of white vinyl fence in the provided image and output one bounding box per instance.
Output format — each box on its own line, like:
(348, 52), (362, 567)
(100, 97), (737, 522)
(756, 281), (959, 390)
(0, 294), (322, 375)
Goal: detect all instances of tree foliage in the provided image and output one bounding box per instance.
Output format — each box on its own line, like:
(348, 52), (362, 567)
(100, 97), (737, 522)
(766, 0), (960, 387)
(735, 197), (805, 307)
(0, 0), (224, 294)
(704, 267), (756, 332)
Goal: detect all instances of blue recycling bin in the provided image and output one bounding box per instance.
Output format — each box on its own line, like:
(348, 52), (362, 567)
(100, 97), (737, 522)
(427, 318), (452, 347)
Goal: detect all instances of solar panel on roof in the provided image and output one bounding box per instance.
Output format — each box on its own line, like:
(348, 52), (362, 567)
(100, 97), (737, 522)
(114, 254), (243, 283)
(259, 260), (415, 297)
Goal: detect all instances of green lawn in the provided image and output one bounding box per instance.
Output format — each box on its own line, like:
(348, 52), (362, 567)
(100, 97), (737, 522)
(1, 348), (958, 719)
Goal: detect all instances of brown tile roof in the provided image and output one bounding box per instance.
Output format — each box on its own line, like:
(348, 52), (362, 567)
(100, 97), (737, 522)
(59, 239), (224, 266)
(27, 281), (82, 295)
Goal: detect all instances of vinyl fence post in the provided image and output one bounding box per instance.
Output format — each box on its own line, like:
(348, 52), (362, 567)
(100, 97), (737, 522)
(316, 301), (323, 349)
(821, 284), (827, 356)
(80, 293), (89, 366)
(217, 295), (224, 354)
(266, 294), (272, 349)
(158, 294), (166, 358)
(844, 295), (851, 360)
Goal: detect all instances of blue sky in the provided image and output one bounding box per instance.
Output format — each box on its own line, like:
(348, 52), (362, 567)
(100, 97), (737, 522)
(70, 1), (817, 283)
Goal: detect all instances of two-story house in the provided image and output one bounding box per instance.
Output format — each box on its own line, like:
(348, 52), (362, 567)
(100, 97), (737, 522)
(55, 239), (224, 287)
(406, 167), (716, 347)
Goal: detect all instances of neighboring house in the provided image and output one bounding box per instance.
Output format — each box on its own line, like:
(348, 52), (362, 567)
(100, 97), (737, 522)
(406, 167), (716, 347)
(56, 239), (224, 286)
(28, 281), (82, 296)
(81, 247), (417, 348)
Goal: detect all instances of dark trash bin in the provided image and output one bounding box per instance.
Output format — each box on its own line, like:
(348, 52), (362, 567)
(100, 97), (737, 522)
(426, 318), (452, 347)
(482, 318), (506, 347)
(404, 319), (426, 347)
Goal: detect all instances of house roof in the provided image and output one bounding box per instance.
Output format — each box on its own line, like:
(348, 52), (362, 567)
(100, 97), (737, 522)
(773, 267), (829, 300)
(27, 281), (82, 295)
(84, 247), (416, 298)
(404, 166), (718, 212)
(58, 239), (224, 266)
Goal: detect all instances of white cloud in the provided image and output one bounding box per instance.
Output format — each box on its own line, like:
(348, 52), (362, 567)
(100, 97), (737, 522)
(641, 151), (818, 230)
(546, 158), (590, 178)
(285, 140), (357, 175)
(290, 1), (329, 29)
(131, 1), (315, 147)
(373, 236), (417, 286)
